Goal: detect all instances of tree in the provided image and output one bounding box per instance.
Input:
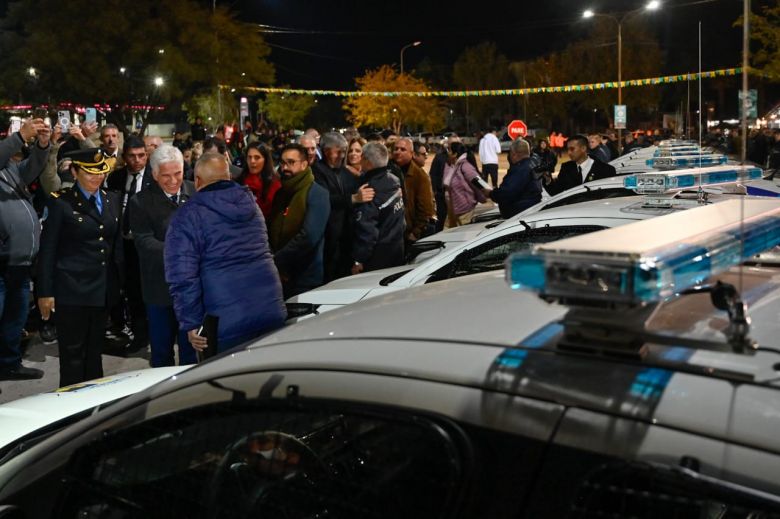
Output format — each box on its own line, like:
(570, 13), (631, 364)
(182, 90), (238, 127)
(0, 0), (274, 134)
(738, 1), (780, 80)
(452, 42), (514, 127)
(509, 18), (663, 133)
(258, 92), (315, 129)
(343, 65), (445, 134)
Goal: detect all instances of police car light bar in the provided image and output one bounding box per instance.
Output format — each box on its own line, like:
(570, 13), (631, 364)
(623, 166), (763, 194)
(506, 199), (780, 307)
(646, 155), (728, 169)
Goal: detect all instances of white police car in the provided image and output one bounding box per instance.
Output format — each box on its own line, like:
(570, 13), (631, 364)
(0, 200), (779, 517)
(0, 367), (188, 462)
(289, 166), (770, 317)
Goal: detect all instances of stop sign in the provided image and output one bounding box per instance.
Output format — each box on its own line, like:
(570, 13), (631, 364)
(507, 120), (528, 139)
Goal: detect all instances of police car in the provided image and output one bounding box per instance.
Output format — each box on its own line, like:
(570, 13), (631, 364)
(289, 166), (771, 316)
(0, 367), (188, 461)
(413, 147), (776, 263)
(0, 199), (779, 517)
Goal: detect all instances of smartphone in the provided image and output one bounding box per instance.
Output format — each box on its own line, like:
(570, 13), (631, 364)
(85, 107), (97, 124)
(10, 119), (21, 134)
(57, 110), (70, 134)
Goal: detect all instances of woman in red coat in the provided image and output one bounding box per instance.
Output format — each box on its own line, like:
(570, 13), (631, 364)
(237, 142), (280, 218)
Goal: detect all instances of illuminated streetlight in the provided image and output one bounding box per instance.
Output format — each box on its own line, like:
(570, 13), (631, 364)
(158, 49), (165, 54)
(119, 67), (126, 74)
(154, 76), (164, 87)
(28, 67), (36, 77)
(400, 41), (422, 75)
(582, 1), (661, 150)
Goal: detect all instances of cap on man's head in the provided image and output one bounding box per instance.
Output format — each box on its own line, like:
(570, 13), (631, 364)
(63, 148), (111, 175)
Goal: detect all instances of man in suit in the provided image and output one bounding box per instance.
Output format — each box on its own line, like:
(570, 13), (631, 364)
(543, 134), (617, 196)
(106, 136), (154, 354)
(129, 145), (196, 367)
(37, 149), (123, 387)
(392, 137), (435, 244)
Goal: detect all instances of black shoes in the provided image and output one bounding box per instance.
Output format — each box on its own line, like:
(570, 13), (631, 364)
(0, 365), (44, 380)
(40, 321), (57, 344)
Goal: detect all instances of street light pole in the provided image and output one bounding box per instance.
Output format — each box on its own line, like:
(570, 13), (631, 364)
(400, 41), (421, 75)
(583, 1), (659, 154)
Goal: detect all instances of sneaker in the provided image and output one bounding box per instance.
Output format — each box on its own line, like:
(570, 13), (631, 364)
(0, 365), (44, 380)
(40, 321), (57, 344)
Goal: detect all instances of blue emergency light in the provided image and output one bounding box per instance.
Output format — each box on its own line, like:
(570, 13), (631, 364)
(623, 166), (763, 194)
(506, 199), (780, 306)
(646, 155), (728, 169)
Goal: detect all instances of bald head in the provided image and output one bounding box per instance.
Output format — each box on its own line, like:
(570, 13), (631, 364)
(194, 152), (230, 190)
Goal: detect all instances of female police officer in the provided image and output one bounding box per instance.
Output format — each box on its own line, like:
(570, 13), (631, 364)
(36, 149), (123, 387)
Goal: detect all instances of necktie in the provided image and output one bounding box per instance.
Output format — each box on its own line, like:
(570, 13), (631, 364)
(577, 165), (583, 181)
(169, 194), (178, 205)
(89, 195), (100, 214)
(128, 173), (139, 197)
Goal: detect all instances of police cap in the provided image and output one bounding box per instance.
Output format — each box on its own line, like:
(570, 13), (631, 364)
(63, 148), (111, 175)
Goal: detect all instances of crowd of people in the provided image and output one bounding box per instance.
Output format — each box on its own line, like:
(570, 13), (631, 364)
(11, 112), (768, 388)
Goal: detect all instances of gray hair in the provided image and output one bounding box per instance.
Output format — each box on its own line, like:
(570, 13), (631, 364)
(298, 135), (316, 146)
(150, 144), (183, 172)
(361, 142), (388, 169)
(320, 131), (347, 152)
(510, 138), (530, 157)
(100, 123), (118, 135)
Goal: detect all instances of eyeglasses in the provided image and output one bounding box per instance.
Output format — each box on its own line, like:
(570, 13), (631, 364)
(281, 159), (305, 167)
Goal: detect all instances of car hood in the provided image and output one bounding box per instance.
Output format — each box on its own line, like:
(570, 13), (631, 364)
(0, 366), (187, 450)
(288, 265), (414, 305)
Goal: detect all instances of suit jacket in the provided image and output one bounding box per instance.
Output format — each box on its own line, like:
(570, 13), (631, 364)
(544, 159), (616, 197)
(37, 187), (123, 307)
(106, 163), (154, 195)
(401, 160), (435, 240)
(312, 159), (360, 282)
(129, 180), (196, 306)
(106, 164), (154, 237)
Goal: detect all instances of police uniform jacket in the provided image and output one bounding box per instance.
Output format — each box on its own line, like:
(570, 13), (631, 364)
(352, 166), (405, 271)
(37, 186), (123, 307)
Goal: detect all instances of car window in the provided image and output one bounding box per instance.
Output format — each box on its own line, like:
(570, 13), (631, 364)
(53, 400), (466, 518)
(426, 226), (605, 283)
(539, 188), (638, 211)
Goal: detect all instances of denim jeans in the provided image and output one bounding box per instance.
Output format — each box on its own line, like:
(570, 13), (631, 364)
(146, 303), (196, 367)
(0, 266), (31, 371)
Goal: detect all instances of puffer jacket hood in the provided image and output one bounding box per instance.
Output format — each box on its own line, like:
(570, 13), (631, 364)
(192, 180), (258, 224)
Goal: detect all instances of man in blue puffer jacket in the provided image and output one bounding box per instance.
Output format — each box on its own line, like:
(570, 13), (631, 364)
(164, 152), (286, 352)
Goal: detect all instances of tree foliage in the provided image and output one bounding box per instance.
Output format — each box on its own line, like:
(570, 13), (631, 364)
(259, 92), (315, 129)
(452, 42), (514, 127)
(343, 65), (445, 134)
(182, 90), (238, 126)
(0, 0), (274, 133)
(737, 0), (780, 80)
(509, 18), (663, 131)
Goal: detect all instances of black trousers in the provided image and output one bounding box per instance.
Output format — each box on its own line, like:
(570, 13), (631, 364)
(110, 239), (148, 345)
(56, 305), (106, 387)
(482, 163), (499, 187)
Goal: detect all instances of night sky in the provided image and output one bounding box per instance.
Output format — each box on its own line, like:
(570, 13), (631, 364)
(238, 0), (764, 91)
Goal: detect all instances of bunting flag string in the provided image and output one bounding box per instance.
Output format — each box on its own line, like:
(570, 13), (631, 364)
(223, 68), (749, 98)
